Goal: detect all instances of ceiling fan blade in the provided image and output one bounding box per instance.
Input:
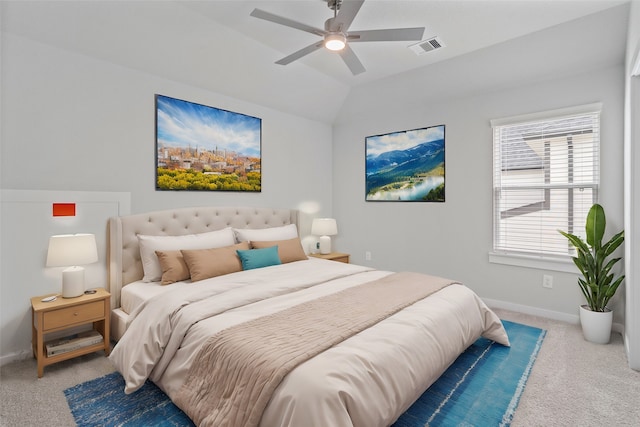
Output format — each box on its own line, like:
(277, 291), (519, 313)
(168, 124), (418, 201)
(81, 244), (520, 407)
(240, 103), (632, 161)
(250, 8), (326, 37)
(348, 27), (425, 42)
(339, 44), (366, 75)
(275, 41), (324, 65)
(332, 0), (365, 32)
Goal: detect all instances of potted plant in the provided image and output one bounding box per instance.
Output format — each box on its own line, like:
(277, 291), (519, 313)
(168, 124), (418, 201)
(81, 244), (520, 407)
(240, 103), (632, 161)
(559, 203), (625, 344)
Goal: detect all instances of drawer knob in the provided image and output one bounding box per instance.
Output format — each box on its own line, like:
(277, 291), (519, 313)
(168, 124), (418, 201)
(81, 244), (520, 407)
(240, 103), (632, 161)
(74, 312), (79, 316)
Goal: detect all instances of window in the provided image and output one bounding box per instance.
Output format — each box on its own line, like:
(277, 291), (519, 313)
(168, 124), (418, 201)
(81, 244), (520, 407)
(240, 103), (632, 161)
(491, 104), (600, 262)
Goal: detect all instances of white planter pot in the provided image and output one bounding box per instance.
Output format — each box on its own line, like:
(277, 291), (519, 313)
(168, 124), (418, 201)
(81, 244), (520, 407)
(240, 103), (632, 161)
(579, 305), (613, 344)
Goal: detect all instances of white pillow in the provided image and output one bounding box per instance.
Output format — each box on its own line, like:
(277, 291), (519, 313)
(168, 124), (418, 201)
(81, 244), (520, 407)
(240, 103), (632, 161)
(233, 224), (298, 243)
(137, 228), (236, 282)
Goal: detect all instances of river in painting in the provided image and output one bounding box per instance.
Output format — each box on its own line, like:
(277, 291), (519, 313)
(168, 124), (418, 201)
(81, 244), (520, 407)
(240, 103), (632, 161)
(367, 176), (444, 201)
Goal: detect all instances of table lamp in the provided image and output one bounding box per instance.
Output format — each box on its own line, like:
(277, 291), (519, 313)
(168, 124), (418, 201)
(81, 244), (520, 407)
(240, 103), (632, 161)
(311, 218), (338, 254)
(46, 234), (98, 298)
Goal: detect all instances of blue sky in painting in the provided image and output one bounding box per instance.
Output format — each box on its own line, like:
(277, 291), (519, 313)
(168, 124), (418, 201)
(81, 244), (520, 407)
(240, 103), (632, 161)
(366, 125), (444, 158)
(156, 95), (261, 157)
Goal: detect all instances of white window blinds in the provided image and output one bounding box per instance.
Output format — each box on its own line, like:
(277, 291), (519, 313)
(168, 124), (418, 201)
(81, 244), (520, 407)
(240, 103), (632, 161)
(491, 104), (600, 258)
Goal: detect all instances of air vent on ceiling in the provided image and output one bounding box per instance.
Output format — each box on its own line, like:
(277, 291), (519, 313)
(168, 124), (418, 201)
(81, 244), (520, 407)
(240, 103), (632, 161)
(409, 36), (445, 55)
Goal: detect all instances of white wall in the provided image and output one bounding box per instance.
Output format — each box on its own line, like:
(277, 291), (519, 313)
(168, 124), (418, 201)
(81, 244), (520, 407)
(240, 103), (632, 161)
(1, 33), (333, 222)
(0, 34), (333, 361)
(332, 64), (625, 324)
(624, 0), (640, 370)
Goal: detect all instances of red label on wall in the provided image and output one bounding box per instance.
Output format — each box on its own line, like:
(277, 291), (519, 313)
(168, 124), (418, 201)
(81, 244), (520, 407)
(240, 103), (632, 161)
(52, 203), (76, 217)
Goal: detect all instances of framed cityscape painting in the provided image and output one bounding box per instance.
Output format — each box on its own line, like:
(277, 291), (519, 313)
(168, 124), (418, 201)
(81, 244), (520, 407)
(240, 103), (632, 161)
(155, 94), (261, 192)
(365, 124), (445, 202)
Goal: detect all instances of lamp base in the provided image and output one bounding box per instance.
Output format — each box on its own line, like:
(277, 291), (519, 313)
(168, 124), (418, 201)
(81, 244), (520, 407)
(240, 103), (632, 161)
(319, 235), (332, 254)
(62, 266), (85, 298)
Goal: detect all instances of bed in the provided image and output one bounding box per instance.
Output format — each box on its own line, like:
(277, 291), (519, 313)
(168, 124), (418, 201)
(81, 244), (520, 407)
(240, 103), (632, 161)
(107, 206), (509, 427)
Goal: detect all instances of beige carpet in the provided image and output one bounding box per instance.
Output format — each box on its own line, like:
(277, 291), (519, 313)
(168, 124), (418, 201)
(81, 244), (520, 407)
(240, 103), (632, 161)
(495, 309), (640, 427)
(1, 309), (639, 426)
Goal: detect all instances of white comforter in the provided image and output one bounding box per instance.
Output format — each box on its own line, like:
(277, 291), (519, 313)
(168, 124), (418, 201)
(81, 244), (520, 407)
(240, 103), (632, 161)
(110, 258), (509, 427)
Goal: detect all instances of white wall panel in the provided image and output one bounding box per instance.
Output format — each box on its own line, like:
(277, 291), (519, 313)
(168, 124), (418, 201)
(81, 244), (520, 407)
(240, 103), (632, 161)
(0, 190), (130, 364)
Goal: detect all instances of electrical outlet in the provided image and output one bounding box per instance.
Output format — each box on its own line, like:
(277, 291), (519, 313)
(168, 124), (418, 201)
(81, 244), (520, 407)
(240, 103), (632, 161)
(365, 251), (372, 261)
(542, 275), (553, 289)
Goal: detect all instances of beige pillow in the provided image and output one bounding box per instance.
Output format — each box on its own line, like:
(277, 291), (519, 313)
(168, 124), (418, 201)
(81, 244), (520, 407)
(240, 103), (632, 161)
(250, 238), (307, 264)
(181, 242), (249, 282)
(233, 224), (298, 242)
(155, 250), (190, 285)
(138, 228), (236, 282)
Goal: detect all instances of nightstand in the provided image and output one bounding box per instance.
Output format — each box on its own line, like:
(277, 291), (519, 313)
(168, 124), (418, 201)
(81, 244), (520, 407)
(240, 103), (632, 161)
(31, 288), (110, 378)
(309, 252), (350, 263)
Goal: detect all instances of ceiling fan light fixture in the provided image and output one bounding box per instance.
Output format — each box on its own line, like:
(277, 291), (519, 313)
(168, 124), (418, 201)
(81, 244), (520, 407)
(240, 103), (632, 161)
(324, 33), (346, 51)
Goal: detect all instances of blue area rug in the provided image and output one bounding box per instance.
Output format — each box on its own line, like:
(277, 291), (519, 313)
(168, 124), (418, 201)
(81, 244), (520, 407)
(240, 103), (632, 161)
(393, 320), (546, 427)
(65, 320), (544, 427)
(64, 372), (194, 426)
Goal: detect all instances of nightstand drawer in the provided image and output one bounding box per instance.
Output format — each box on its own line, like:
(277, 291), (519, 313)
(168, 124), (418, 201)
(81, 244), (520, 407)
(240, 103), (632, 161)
(43, 301), (104, 330)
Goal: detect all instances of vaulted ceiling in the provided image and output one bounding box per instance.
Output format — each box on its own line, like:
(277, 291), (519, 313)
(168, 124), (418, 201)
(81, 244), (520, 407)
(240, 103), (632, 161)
(1, 1), (630, 123)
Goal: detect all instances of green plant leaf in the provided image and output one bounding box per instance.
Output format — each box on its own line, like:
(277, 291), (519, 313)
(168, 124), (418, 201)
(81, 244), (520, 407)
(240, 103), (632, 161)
(558, 231), (589, 253)
(559, 204), (624, 312)
(601, 257), (621, 278)
(586, 203), (605, 249)
(607, 276), (625, 298)
(602, 230), (624, 257)
(577, 278), (592, 306)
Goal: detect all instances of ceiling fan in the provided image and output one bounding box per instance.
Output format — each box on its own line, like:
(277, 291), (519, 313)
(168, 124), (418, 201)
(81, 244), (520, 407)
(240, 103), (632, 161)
(250, 0), (425, 75)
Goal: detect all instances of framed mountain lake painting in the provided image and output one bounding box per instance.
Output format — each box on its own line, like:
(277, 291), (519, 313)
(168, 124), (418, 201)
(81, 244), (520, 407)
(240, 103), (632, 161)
(365, 125), (445, 202)
(155, 94), (261, 192)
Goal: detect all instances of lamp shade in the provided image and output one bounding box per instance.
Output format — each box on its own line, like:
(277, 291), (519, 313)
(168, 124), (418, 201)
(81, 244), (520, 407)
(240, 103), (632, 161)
(312, 218), (338, 255)
(46, 234), (98, 298)
(311, 218), (338, 237)
(46, 234), (98, 267)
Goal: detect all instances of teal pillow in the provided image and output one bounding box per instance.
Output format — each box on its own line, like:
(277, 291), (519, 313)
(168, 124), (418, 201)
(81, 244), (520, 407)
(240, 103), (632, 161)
(236, 246), (282, 270)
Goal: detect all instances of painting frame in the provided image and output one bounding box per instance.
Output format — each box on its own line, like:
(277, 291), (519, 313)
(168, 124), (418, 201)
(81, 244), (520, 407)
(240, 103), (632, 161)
(365, 124), (445, 202)
(155, 94), (262, 192)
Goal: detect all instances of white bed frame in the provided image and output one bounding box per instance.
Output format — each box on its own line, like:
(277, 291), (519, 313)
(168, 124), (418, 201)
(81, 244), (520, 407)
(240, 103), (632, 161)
(107, 206), (298, 340)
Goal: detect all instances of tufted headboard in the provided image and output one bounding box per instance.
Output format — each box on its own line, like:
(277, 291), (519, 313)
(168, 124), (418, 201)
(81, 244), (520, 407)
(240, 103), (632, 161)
(107, 206), (298, 308)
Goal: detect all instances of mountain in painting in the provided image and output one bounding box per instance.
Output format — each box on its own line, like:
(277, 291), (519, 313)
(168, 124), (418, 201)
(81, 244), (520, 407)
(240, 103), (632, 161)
(366, 139), (444, 195)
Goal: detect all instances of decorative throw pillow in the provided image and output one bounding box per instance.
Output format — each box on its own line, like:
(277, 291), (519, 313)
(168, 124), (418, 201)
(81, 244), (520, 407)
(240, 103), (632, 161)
(137, 228), (236, 282)
(250, 238), (307, 263)
(155, 250), (190, 285)
(233, 224), (298, 243)
(236, 246), (282, 270)
(181, 242), (249, 282)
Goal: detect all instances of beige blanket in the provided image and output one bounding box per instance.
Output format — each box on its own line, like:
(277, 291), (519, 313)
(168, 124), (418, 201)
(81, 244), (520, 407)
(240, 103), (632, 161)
(174, 272), (455, 427)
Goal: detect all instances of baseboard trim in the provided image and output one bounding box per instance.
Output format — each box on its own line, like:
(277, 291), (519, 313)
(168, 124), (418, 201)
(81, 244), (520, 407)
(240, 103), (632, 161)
(483, 297), (625, 336)
(483, 297), (579, 323)
(0, 349), (32, 367)
(613, 322), (625, 335)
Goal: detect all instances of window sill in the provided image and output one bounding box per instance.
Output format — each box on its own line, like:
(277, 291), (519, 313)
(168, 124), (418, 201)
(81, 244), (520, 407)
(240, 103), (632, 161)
(489, 252), (578, 273)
